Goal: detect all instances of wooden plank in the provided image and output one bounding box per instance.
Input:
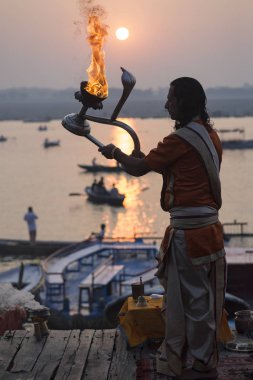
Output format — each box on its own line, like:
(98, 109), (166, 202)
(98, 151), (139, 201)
(0, 369), (28, 380)
(0, 330), (27, 371)
(10, 333), (46, 373)
(108, 330), (136, 380)
(80, 266), (124, 287)
(83, 329), (116, 380)
(31, 330), (71, 380)
(55, 329), (94, 380)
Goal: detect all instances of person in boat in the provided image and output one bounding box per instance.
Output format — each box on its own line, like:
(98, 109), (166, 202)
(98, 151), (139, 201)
(96, 223), (106, 242)
(89, 223), (106, 242)
(91, 179), (98, 192)
(98, 77), (226, 380)
(110, 183), (119, 197)
(23, 206), (38, 244)
(97, 176), (107, 194)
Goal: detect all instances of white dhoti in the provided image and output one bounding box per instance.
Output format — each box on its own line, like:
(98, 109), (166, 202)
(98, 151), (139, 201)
(156, 229), (226, 377)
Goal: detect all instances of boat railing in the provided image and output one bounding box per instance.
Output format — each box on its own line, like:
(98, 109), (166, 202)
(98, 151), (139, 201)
(223, 220), (248, 236)
(217, 127), (245, 141)
(79, 255), (124, 313)
(103, 235), (162, 245)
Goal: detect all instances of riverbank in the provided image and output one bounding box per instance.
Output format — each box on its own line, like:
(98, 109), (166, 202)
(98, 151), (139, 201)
(1, 98), (253, 121)
(0, 238), (77, 258)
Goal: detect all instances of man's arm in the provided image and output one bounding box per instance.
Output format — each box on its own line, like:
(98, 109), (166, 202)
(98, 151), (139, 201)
(98, 144), (151, 177)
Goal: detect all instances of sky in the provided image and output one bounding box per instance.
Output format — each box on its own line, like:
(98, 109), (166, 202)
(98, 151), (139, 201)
(1, 0), (253, 90)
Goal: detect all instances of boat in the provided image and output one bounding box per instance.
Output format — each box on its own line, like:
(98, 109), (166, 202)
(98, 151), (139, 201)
(217, 128), (253, 149)
(38, 238), (253, 321)
(85, 186), (125, 206)
(0, 236), (251, 326)
(0, 135), (7, 142)
(43, 138), (60, 148)
(38, 125), (48, 131)
(78, 163), (125, 173)
(40, 239), (159, 316)
(0, 262), (44, 296)
(222, 139), (253, 149)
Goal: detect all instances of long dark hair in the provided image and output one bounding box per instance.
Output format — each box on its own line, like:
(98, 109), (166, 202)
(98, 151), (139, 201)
(170, 77), (212, 130)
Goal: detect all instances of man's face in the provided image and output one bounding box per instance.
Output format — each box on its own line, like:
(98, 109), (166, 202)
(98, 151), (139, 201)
(165, 85), (178, 120)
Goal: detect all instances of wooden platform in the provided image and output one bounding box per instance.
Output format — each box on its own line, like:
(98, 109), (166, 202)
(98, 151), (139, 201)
(0, 329), (253, 379)
(0, 329), (136, 380)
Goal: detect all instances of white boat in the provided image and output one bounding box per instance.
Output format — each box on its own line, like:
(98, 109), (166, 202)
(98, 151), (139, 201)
(0, 262), (44, 295)
(40, 239), (159, 315)
(37, 238), (253, 321)
(0, 237), (251, 325)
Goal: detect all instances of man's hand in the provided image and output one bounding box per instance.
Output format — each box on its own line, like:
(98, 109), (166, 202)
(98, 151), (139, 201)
(98, 144), (118, 159)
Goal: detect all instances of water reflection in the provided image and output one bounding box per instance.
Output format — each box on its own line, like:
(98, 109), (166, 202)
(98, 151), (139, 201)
(102, 174), (153, 238)
(108, 119), (153, 238)
(113, 118), (137, 154)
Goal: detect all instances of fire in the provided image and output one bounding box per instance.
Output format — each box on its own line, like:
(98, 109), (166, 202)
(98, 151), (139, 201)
(85, 13), (108, 99)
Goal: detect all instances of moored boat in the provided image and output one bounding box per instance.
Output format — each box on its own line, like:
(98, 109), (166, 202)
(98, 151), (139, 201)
(0, 262), (44, 296)
(217, 127), (253, 149)
(40, 239), (159, 316)
(40, 238), (253, 321)
(222, 139), (253, 149)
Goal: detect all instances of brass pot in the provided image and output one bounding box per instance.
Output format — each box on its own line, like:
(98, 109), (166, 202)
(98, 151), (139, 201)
(235, 310), (253, 334)
(131, 283), (144, 301)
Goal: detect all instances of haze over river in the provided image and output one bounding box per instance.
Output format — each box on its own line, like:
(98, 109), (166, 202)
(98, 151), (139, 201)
(1, 117), (253, 244)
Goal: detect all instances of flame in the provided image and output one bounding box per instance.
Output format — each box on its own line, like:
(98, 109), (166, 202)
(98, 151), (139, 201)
(85, 13), (108, 98)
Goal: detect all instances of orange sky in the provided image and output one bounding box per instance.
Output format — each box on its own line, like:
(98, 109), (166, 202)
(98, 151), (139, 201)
(1, 0), (253, 90)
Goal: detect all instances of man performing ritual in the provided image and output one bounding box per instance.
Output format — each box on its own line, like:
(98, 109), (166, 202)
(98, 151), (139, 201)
(98, 77), (226, 380)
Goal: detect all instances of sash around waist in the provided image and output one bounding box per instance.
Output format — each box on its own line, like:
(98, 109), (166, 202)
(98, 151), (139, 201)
(169, 206), (219, 229)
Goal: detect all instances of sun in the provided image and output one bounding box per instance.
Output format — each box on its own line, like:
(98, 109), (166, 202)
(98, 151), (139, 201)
(115, 27), (129, 41)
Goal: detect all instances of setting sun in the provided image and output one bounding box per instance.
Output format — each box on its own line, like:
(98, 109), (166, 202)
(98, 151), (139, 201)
(115, 27), (129, 41)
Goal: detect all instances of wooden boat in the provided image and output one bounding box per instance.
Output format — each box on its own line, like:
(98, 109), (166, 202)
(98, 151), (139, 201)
(222, 139), (253, 149)
(217, 128), (253, 150)
(0, 262), (44, 295)
(85, 186), (125, 206)
(41, 240), (159, 316)
(43, 139), (60, 148)
(40, 239), (253, 321)
(78, 163), (125, 173)
(38, 125), (48, 131)
(0, 135), (7, 142)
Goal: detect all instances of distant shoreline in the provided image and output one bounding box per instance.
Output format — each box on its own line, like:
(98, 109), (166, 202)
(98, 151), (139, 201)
(1, 98), (253, 122)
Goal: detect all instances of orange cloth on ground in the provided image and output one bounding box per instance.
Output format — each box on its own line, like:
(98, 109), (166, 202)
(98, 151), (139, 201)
(118, 296), (165, 347)
(218, 309), (234, 343)
(118, 297), (232, 347)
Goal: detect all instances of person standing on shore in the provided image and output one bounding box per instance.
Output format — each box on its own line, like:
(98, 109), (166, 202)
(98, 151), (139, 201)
(98, 77), (226, 380)
(24, 206), (38, 244)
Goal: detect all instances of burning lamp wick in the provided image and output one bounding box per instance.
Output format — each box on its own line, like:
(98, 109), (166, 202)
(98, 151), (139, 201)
(61, 67), (141, 155)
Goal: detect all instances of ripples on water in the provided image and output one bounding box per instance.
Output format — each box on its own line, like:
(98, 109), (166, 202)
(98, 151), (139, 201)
(1, 117), (253, 243)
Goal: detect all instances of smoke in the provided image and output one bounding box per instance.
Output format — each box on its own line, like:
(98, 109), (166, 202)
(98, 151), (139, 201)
(74, 0), (108, 36)
(78, 0), (107, 19)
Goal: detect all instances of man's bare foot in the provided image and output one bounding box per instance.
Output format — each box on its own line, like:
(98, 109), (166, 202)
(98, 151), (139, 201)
(181, 368), (218, 379)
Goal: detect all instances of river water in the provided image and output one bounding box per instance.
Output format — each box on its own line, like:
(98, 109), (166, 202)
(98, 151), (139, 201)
(1, 117), (253, 243)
